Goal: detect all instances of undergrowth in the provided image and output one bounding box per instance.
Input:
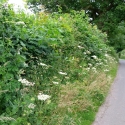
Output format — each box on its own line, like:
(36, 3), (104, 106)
(49, 56), (118, 125)
(0, 3), (118, 125)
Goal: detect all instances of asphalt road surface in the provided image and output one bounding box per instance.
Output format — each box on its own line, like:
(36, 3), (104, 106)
(92, 59), (125, 125)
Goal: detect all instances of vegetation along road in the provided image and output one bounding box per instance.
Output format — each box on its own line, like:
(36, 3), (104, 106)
(93, 59), (125, 125)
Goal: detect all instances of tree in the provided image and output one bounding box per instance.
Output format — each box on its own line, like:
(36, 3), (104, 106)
(26, 0), (125, 53)
(0, 0), (7, 3)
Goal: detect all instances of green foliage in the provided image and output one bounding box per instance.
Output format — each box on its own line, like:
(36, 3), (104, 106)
(27, 0), (88, 12)
(27, 0), (125, 53)
(120, 49), (125, 59)
(51, 60), (118, 125)
(0, 3), (117, 125)
(109, 22), (125, 53)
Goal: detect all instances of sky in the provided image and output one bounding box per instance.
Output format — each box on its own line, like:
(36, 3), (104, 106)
(8, 0), (32, 14)
(8, 0), (25, 9)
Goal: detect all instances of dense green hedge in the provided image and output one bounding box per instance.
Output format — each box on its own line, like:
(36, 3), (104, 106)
(0, 4), (117, 125)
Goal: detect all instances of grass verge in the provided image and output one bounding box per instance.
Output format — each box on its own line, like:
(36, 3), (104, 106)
(49, 61), (118, 125)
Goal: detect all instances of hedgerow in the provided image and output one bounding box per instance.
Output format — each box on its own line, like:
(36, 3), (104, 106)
(0, 3), (117, 125)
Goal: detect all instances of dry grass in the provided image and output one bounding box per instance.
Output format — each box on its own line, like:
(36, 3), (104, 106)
(50, 62), (118, 125)
(58, 71), (111, 113)
(88, 73), (110, 92)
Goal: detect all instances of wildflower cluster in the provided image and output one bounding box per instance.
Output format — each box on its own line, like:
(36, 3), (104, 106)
(91, 55), (98, 60)
(37, 93), (51, 101)
(28, 103), (36, 109)
(18, 78), (35, 86)
(16, 21), (25, 25)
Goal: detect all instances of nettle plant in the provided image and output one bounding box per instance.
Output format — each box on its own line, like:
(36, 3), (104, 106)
(0, 3), (116, 125)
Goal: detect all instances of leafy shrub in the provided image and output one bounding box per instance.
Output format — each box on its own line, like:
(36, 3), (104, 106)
(0, 3), (117, 125)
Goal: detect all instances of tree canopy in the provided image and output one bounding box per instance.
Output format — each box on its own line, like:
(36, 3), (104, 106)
(27, 0), (125, 53)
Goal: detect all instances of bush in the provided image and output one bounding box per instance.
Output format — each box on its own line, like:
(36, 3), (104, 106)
(0, 3), (117, 124)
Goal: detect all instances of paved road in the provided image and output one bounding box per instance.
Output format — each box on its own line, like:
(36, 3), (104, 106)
(92, 59), (125, 125)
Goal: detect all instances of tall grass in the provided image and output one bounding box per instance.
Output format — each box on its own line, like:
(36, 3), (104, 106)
(48, 56), (118, 125)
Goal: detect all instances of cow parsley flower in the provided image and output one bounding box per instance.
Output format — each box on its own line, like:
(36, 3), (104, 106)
(86, 50), (91, 54)
(16, 21), (25, 25)
(92, 55), (97, 59)
(37, 93), (51, 101)
(105, 54), (109, 57)
(78, 45), (84, 49)
(84, 52), (86, 55)
(92, 67), (97, 72)
(88, 63), (92, 67)
(23, 62), (28, 67)
(18, 78), (35, 86)
(39, 63), (47, 66)
(58, 71), (67, 75)
(52, 81), (59, 85)
(104, 69), (109, 72)
(28, 103), (36, 109)
(86, 67), (90, 71)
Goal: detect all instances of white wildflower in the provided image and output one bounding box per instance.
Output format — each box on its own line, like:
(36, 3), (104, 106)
(92, 55), (97, 59)
(92, 67), (96, 70)
(99, 62), (103, 65)
(18, 69), (25, 75)
(86, 50), (91, 54)
(23, 62), (28, 67)
(0, 116), (16, 121)
(104, 69), (109, 72)
(92, 67), (97, 72)
(58, 71), (67, 75)
(86, 67), (90, 71)
(88, 63), (92, 67)
(105, 60), (108, 63)
(28, 103), (36, 109)
(18, 78), (35, 86)
(39, 63), (47, 66)
(105, 54), (109, 57)
(78, 45), (84, 49)
(16, 21), (25, 25)
(52, 81), (59, 85)
(84, 52), (86, 55)
(17, 50), (20, 54)
(65, 77), (70, 79)
(37, 93), (51, 101)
